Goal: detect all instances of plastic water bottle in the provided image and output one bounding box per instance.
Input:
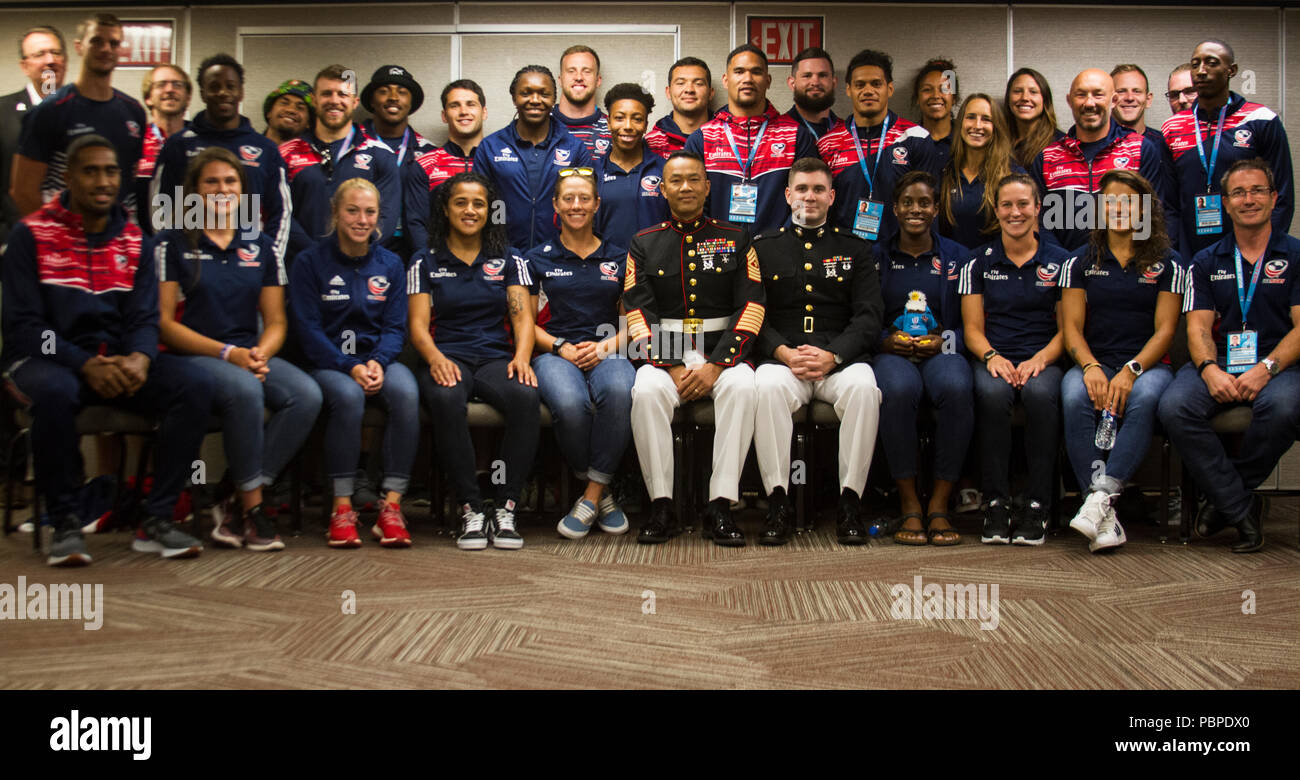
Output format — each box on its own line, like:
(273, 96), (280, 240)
(1095, 410), (1117, 451)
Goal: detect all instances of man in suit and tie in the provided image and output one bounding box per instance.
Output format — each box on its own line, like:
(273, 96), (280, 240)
(1, 25), (67, 246)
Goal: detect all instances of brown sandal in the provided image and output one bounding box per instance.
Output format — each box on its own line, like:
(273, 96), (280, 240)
(926, 512), (962, 546)
(893, 513), (927, 545)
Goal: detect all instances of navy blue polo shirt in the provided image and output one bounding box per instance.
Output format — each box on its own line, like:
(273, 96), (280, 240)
(472, 120), (593, 252)
(958, 237), (1073, 361)
(874, 228), (968, 352)
(1060, 245), (1183, 367)
(151, 229), (283, 349)
(524, 239), (625, 343)
(407, 245), (531, 363)
(1185, 230), (1300, 359)
(288, 237), (408, 373)
(595, 146), (668, 250)
(18, 84), (146, 212)
(939, 161), (1027, 249)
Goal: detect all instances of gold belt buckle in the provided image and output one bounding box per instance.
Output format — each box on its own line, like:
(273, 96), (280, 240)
(683, 317), (703, 334)
(803, 316), (814, 333)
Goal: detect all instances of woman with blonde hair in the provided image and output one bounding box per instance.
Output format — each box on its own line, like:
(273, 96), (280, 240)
(290, 177), (418, 549)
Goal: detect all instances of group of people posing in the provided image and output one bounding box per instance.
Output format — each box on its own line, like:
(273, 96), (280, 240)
(2, 14), (1296, 567)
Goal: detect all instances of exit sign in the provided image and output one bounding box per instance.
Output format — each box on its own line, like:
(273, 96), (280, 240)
(746, 16), (823, 65)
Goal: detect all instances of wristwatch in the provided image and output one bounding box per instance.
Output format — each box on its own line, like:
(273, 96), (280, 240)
(982, 348), (999, 364)
(1262, 357), (1280, 377)
(832, 352), (843, 365)
(1125, 360), (1144, 377)
(551, 337), (567, 355)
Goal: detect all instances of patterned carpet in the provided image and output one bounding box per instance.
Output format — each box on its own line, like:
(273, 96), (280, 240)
(1, 499), (1296, 690)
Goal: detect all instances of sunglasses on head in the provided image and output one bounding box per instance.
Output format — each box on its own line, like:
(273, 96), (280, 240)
(558, 167), (594, 178)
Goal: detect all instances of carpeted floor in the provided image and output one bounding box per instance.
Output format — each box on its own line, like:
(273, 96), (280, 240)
(1, 498), (1297, 690)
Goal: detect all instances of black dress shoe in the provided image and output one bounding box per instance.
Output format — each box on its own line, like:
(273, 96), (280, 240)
(836, 501), (868, 545)
(1195, 499), (1231, 539)
(637, 498), (679, 545)
(759, 496), (793, 546)
(1230, 496), (1265, 553)
(702, 498), (745, 547)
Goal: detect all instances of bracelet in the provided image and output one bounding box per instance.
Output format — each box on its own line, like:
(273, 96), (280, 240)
(220, 344), (235, 362)
(1197, 358), (1216, 375)
(1081, 362), (1101, 375)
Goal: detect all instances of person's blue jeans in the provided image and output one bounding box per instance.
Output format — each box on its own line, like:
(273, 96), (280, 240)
(184, 355), (323, 492)
(533, 352), (635, 484)
(310, 363), (419, 497)
(971, 359), (1062, 506)
(417, 357), (540, 507)
(1061, 363), (1172, 493)
(873, 352), (973, 482)
(1158, 363), (1300, 522)
(4, 354), (212, 519)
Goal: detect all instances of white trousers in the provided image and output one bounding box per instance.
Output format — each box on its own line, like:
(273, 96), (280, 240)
(754, 361), (881, 496)
(630, 363), (756, 502)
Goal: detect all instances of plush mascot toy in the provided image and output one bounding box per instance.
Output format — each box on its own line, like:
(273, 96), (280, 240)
(893, 290), (937, 337)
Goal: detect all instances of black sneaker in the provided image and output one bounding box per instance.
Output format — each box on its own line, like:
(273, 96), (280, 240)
(981, 500), (1011, 544)
(48, 514), (91, 567)
(637, 498), (678, 544)
(489, 501), (523, 550)
(132, 515), (202, 558)
(243, 505), (285, 552)
(1012, 501), (1048, 546)
(456, 504), (488, 551)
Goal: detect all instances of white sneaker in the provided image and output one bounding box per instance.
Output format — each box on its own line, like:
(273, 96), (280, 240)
(1069, 491), (1115, 541)
(1090, 512), (1127, 553)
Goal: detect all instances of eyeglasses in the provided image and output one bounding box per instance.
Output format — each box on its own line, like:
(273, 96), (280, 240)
(151, 80), (187, 91)
(558, 167), (594, 178)
(22, 48), (65, 60)
(1226, 186), (1273, 200)
(1164, 87), (1198, 101)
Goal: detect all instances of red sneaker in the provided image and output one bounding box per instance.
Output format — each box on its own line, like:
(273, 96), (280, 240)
(327, 507), (362, 548)
(373, 502), (412, 548)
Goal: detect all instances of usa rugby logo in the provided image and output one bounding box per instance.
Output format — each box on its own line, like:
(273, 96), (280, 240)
(1233, 128), (1253, 147)
(554, 149), (572, 165)
(947, 259), (959, 280)
(240, 145), (263, 162)
(931, 256), (943, 274)
(595, 139), (610, 153)
(353, 153), (372, 170)
(892, 147), (909, 165)
(1264, 258), (1288, 278)
(484, 257), (506, 278)
(599, 260), (619, 280)
(1036, 263), (1059, 283)
(237, 245), (260, 265)
(1140, 261), (1163, 282)
(640, 175), (661, 193)
(367, 275), (390, 298)
(772, 142), (786, 153)
(125, 121), (140, 138)
(1114, 156), (1131, 168)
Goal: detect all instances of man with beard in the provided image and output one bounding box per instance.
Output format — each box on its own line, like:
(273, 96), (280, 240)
(1110, 64), (1164, 147)
(135, 65), (190, 194)
(1161, 39), (1293, 258)
(404, 79), (484, 252)
(11, 13), (145, 219)
(553, 45), (611, 159)
(646, 56), (714, 159)
(1, 25), (67, 244)
(818, 48), (940, 241)
(785, 47), (838, 139)
(1031, 68), (1176, 249)
(150, 54), (291, 264)
(360, 64), (426, 259)
(279, 64), (400, 256)
(263, 79), (313, 145)
(685, 44), (818, 235)
(1165, 63), (1196, 115)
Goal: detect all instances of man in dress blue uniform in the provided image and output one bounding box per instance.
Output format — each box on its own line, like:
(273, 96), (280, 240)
(625, 151), (765, 546)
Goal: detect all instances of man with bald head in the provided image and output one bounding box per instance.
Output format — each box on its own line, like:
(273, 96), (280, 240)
(1161, 39), (1293, 257)
(1031, 67), (1176, 249)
